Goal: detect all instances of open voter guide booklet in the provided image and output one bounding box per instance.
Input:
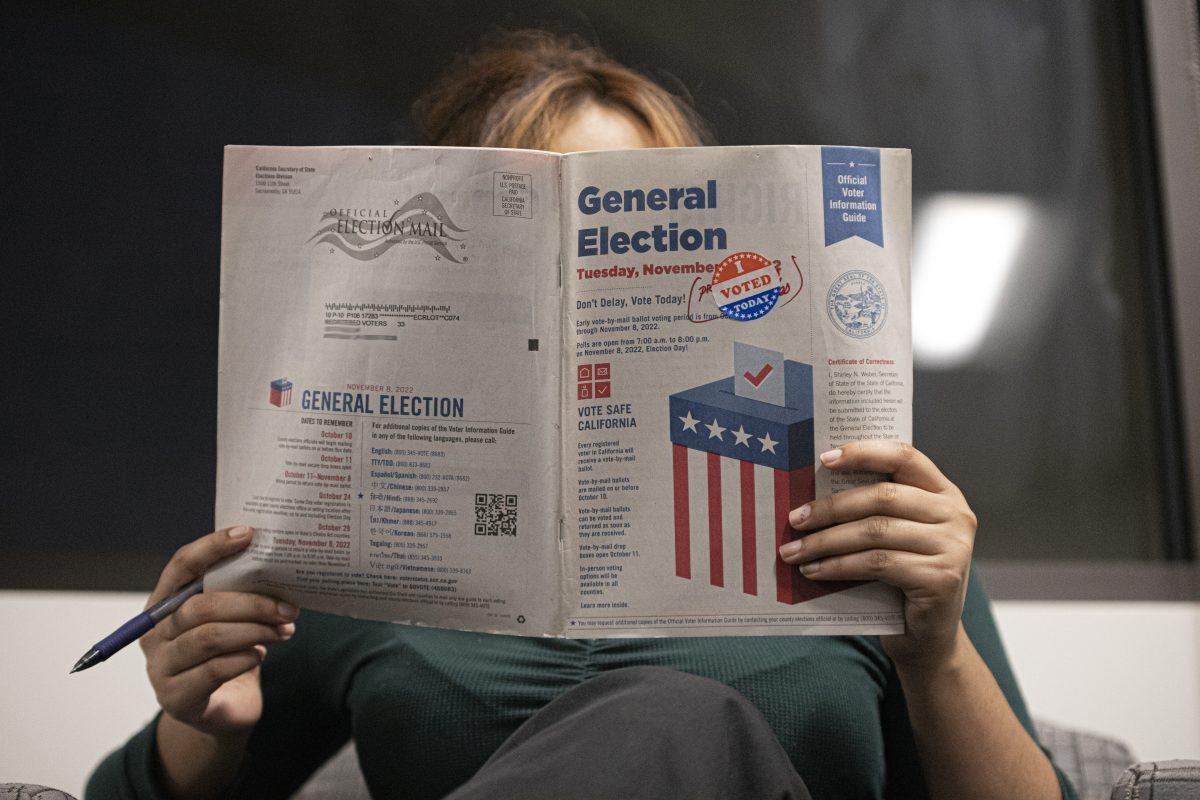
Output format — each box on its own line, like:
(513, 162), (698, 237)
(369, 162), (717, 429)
(210, 144), (912, 637)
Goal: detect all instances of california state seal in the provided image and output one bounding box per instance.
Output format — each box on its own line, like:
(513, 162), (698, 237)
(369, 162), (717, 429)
(826, 270), (887, 338)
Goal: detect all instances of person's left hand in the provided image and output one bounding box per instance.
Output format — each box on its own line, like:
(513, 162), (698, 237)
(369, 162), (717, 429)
(778, 440), (977, 669)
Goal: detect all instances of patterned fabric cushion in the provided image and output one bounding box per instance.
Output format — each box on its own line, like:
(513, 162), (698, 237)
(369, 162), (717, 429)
(1110, 761), (1200, 800)
(1034, 718), (1136, 800)
(0, 786), (78, 800)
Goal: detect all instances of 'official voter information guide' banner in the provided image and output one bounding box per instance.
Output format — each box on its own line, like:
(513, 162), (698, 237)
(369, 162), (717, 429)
(822, 146), (884, 247)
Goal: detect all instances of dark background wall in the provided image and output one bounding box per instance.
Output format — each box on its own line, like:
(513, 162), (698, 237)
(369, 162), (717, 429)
(3, 2), (1176, 589)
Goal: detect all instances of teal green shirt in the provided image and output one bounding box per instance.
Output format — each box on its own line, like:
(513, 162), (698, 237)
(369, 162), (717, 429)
(87, 568), (1076, 799)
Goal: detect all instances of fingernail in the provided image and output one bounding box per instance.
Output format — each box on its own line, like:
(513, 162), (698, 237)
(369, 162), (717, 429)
(278, 622), (296, 639)
(277, 602), (299, 620)
(778, 540), (803, 560)
(229, 526), (252, 539)
(819, 449), (842, 466)
(789, 504), (811, 527)
(254, 644), (267, 659)
(800, 560), (821, 575)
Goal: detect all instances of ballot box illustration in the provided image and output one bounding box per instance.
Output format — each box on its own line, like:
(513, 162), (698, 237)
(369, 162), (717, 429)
(269, 378), (293, 408)
(668, 344), (857, 604)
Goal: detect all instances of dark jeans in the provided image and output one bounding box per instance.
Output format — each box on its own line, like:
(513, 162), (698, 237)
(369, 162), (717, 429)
(444, 665), (813, 800)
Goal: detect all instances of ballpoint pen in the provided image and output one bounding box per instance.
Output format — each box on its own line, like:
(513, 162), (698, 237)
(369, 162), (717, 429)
(69, 578), (204, 673)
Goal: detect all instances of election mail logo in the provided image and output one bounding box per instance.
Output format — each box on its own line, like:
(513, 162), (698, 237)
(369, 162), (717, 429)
(309, 193), (468, 263)
(827, 270), (887, 339)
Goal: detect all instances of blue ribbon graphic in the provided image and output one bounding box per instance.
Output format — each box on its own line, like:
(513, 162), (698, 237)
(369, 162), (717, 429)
(822, 146), (883, 247)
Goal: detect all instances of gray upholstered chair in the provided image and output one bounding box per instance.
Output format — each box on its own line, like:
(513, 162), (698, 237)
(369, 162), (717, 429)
(0, 786), (78, 800)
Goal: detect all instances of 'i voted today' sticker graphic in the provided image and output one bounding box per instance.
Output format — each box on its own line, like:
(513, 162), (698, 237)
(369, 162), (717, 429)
(711, 251), (780, 321)
(822, 146), (883, 247)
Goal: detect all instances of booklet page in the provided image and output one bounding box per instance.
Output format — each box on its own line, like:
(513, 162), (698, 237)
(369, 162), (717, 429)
(209, 146), (563, 635)
(559, 145), (911, 636)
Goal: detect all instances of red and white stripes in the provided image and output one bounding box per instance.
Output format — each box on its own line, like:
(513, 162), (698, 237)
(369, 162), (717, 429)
(671, 444), (851, 605)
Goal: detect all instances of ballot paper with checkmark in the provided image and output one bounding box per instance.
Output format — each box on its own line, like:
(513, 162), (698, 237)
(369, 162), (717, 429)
(213, 144), (911, 637)
(734, 342), (785, 406)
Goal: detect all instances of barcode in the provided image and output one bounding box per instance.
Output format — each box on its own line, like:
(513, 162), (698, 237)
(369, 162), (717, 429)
(474, 493), (518, 536)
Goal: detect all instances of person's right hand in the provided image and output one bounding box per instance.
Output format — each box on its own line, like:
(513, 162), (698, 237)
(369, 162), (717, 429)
(140, 526), (298, 738)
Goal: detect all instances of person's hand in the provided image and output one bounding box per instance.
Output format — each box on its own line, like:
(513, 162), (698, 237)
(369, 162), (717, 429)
(140, 526), (298, 738)
(777, 441), (977, 669)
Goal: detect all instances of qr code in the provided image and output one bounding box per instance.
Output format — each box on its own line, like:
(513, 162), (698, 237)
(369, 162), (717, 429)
(474, 493), (518, 536)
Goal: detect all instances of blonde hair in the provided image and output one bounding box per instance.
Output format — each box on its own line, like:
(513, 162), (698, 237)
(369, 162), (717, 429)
(412, 29), (712, 150)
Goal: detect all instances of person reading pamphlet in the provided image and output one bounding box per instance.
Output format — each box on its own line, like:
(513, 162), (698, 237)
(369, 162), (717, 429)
(88, 29), (1076, 800)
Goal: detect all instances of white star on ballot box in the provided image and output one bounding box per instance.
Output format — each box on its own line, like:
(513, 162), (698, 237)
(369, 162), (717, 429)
(667, 343), (859, 604)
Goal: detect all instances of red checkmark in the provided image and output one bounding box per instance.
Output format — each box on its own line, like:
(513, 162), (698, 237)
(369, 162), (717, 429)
(743, 363), (774, 388)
